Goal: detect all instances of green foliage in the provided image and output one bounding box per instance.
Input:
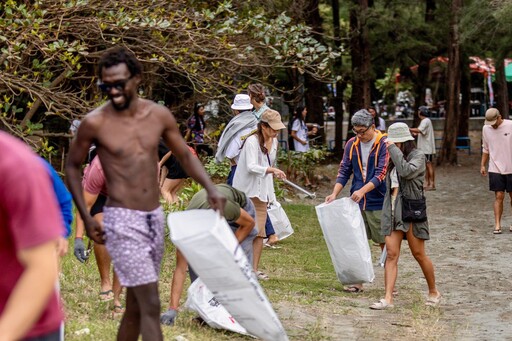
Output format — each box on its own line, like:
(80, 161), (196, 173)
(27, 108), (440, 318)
(375, 68), (413, 103)
(161, 180), (203, 214)
(203, 156), (231, 181)
(0, 0), (336, 144)
(278, 147), (329, 176)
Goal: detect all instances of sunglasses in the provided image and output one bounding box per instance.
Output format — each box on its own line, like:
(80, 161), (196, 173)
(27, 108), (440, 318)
(97, 76), (133, 93)
(352, 126), (371, 136)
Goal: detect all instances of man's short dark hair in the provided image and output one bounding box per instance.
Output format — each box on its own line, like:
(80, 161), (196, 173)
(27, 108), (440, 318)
(98, 46), (142, 79)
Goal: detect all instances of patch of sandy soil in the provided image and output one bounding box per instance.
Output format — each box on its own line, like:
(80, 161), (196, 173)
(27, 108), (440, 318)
(276, 130), (512, 340)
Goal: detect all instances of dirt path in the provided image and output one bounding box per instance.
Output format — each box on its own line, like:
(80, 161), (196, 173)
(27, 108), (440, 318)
(278, 133), (512, 340)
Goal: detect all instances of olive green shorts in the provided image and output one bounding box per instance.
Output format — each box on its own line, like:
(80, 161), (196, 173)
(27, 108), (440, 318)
(362, 210), (385, 244)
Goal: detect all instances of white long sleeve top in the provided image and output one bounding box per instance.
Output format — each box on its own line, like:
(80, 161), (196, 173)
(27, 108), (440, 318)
(233, 134), (278, 203)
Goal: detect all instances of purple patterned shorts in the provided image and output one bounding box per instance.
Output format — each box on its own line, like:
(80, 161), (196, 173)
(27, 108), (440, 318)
(103, 206), (165, 287)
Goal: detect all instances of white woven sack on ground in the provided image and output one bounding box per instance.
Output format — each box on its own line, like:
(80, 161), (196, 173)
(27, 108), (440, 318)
(184, 278), (248, 335)
(168, 209), (289, 341)
(315, 198), (375, 285)
(267, 201), (294, 240)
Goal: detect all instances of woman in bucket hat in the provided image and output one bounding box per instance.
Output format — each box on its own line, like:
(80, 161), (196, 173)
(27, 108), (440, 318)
(370, 122), (441, 310)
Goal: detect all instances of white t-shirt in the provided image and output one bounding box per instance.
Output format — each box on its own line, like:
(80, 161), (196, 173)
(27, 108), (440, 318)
(291, 118), (309, 152)
(482, 119), (512, 174)
(360, 135), (376, 180)
(417, 118), (436, 155)
(232, 135), (278, 203)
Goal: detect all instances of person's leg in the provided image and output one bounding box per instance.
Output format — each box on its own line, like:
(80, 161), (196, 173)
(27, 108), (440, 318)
(406, 225), (440, 299)
(169, 250), (187, 309)
(93, 213), (113, 298)
(160, 179), (174, 204)
(383, 231), (404, 304)
(117, 287), (141, 341)
(112, 271), (123, 311)
(425, 162), (434, 189)
(494, 191), (505, 231)
(119, 283), (162, 341)
(167, 178), (185, 203)
(265, 215), (278, 245)
(161, 250), (187, 326)
(250, 198), (267, 274)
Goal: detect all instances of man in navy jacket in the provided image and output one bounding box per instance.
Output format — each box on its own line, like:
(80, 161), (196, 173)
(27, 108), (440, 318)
(325, 109), (389, 293)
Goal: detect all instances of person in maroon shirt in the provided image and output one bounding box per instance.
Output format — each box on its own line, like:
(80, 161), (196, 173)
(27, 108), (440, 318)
(0, 131), (64, 340)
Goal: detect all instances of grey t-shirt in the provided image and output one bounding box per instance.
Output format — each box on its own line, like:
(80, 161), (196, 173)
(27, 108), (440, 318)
(360, 135), (377, 181)
(417, 118), (436, 155)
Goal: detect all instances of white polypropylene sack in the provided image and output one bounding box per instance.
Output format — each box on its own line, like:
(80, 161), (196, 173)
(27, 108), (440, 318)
(315, 198), (375, 285)
(267, 201), (294, 240)
(184, 278), (248, 335)
(168, 209), (288, 341)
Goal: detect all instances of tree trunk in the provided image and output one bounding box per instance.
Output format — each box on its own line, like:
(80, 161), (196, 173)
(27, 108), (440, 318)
(438, 0), (462, 166)
(458, 53), (470, 139)
(331, 0), (345, 154)
(495, 57), (509, 119)
(348, 0), (371, 136)
(304, 0), (325, 130)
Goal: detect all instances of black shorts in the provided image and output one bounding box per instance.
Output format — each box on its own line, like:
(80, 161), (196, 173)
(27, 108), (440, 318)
(425, 154), (434, 163)
(489, 172), (512, 192)
(164, 155), (189, 179)
(90, 193), (107, 216)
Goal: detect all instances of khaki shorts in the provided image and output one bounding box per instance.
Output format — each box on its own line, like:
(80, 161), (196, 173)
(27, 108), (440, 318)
(362, 210), (385, 244)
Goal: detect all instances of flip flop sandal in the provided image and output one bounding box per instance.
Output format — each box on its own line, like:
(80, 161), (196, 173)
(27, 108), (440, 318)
(425, 293), (442, 307)
(370, 299), (394, 310)
(99, 290), (114, 301)
(343, 286), (364, 293)
(493, 229), (502, 234)
(256, 271), (269, 281)
(111, 305), (125, 319)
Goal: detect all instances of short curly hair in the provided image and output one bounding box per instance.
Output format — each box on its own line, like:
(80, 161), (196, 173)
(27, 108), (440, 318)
(98, 46), (142, 79)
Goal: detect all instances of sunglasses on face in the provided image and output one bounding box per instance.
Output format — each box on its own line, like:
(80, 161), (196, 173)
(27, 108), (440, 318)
(352, 126), (371, 136)
(97, 76), (133, 93)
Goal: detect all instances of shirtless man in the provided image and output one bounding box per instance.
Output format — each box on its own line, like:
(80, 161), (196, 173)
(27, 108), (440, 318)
(66, 46), (225, 341)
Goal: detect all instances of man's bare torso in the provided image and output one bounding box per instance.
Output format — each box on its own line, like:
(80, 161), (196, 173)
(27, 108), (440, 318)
(87, 98), (165, 211)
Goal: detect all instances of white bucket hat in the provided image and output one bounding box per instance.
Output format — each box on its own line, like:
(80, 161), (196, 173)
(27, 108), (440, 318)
(231, 94), (253, 111)
(387, 122), (414, 143)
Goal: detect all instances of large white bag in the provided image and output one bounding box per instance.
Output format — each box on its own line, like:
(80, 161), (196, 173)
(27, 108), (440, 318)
(267, 201), (294, 240)
(185, 278), (248, 335)
(315, 198), (375, 285)
(168, 209), (288, 341)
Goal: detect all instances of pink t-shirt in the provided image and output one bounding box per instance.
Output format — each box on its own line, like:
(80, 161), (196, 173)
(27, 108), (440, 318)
(0, 132), (63, 338)
(82, 157), (107, 195)
(482, 119), (512, 174)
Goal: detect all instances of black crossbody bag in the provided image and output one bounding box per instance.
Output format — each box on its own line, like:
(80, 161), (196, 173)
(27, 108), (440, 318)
(398, 175), (427, 223)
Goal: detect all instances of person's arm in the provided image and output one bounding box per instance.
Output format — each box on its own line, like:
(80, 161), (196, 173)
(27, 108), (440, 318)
(233, 208), (256, 243)
(65, 115), (104, 243)
(387, 142), (424, 179)
(326, 182), (343, 203)
(161, 107), (226, 215)
(291, 130), (306, 145)
(481, 152), (489, 176)
(0, 241), (59, 341)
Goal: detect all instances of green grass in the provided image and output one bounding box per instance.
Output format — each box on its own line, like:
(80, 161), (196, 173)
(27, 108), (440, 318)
(61, 203), (446, 340)
(61, 203), (345, 340)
